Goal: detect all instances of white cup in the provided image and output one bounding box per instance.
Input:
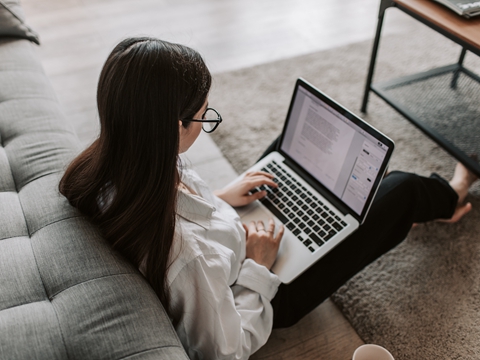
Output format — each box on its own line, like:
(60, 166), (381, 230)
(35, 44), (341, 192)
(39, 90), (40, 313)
(352, 344), (395, 360)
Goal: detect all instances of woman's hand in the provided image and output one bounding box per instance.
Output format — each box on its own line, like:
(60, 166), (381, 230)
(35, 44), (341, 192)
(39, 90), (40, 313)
(243, 219), (284, 270)
(214, 171), (277, 207)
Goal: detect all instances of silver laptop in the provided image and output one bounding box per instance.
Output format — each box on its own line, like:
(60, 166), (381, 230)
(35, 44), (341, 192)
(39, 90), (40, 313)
(233, 78), (394, 284)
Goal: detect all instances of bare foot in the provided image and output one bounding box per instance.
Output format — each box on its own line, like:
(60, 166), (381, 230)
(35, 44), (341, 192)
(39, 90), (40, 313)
(439, 162), (478, 223)
(438, 202), (473, 223)
(449, 162), (477, 203)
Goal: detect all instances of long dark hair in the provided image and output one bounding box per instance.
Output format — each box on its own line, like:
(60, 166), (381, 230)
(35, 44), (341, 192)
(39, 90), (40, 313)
(59, 37), (211, 313)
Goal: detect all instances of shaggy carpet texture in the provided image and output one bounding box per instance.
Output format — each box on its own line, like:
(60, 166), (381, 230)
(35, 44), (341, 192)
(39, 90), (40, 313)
(209, 24), (480, 360)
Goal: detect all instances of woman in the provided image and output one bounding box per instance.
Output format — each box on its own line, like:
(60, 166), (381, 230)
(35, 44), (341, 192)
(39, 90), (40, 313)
(60, 37), (477, 359)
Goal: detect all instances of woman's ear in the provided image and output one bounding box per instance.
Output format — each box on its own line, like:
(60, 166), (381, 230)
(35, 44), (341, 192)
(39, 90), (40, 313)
(178, 120), (186, 133)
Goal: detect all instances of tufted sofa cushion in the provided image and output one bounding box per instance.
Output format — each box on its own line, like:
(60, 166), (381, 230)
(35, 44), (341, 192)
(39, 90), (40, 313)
(0, 36), (188, 360)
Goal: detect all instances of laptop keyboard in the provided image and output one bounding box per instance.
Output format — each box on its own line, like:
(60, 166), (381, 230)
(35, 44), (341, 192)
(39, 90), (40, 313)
(252, 160), (347, 253)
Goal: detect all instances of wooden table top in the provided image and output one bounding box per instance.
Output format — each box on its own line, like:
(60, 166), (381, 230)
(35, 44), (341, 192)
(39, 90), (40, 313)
(394, 0), (480, 51)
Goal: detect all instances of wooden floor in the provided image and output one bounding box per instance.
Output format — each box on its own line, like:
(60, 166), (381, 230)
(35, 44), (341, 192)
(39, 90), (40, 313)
(20, 1), (418, 358)
(21, 0), (418, 146)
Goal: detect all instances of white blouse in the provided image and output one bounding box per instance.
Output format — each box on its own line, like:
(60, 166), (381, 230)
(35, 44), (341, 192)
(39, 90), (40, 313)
(167, 168), (282, 360)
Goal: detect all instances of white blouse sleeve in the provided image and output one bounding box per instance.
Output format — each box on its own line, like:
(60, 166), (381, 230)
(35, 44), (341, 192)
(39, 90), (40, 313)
(169, 250), (281, 360)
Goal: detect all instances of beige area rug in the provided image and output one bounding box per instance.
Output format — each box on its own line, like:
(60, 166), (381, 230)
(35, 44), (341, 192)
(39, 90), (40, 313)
(209, 25), (480, 359)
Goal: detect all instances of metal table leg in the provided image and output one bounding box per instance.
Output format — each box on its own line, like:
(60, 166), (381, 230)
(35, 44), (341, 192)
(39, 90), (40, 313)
(450, 48), (467, 89)
(361, 0), (394, 113)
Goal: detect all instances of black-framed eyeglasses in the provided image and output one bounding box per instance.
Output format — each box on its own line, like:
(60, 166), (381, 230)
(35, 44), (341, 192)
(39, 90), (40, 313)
(183, 107), (222, 133)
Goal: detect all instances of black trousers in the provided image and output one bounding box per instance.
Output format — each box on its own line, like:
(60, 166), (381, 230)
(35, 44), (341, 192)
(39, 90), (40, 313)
(257, 138), (459, 329)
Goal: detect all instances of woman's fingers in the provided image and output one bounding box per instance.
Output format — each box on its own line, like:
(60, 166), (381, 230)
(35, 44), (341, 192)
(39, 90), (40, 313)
(256, 220), (265, 231)
(248, 219), (284, 241)
(267, 218), (275, 233)
(245, 218), (284, 269)
(246, 171), (275, 179)
(275, 223), (285, 242)
(244, 176), (277, 190)
(248, 221), (258, 234)
(247, 220), (273, 236)
(229, 175), (277, 206)
(235, 190), (265, 206)
(267, 218), (284, 243)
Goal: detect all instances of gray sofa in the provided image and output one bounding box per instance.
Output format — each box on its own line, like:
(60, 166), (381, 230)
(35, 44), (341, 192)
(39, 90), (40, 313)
(0, 1), (189, 359)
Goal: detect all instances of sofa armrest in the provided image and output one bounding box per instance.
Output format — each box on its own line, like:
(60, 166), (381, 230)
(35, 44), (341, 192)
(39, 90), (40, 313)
(0, 0), (39, 44)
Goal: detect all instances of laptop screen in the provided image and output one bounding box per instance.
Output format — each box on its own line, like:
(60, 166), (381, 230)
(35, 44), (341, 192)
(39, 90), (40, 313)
(280, 80), (393, 218)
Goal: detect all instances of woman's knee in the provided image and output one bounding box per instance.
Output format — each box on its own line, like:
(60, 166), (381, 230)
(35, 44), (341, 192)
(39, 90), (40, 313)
(378, 171), (424, 201)
(385, 171), (421, 187)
